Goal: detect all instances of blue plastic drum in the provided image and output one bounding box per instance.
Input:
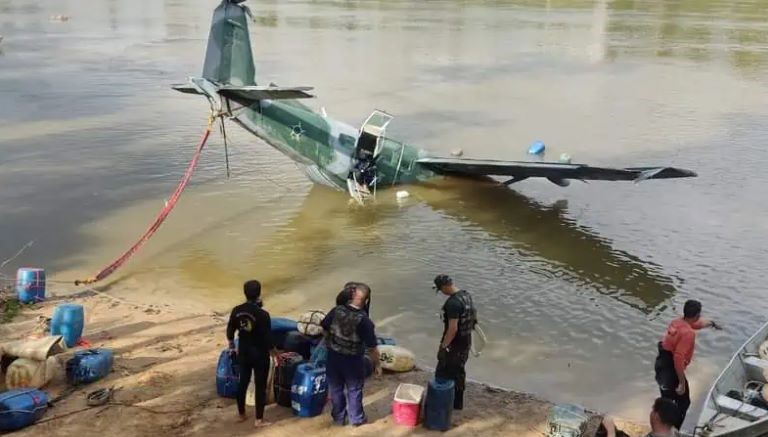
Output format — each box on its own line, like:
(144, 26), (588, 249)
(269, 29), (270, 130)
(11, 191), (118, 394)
(50, 303), (85, 347)
(423, 378), (455, 431)
(291, 363), (327, 417)
(15, 268), (46, 304)
(0, 389), (48, 431)
(66, 348), (113, 385)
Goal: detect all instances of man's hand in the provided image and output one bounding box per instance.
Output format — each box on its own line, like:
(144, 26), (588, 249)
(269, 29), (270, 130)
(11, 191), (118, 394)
(374, 364), (383, 377)
(437, 346), (449, 362)
(711, 320), (723, 330)
(676, 382), (687, 396)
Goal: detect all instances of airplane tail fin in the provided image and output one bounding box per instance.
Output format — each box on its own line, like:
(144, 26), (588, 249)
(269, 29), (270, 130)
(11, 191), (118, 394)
(202, 0), (256, 86)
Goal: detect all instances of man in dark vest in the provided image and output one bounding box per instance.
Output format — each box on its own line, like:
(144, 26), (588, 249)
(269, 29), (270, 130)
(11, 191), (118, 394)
(433, 274), (477, 410)
(321, 283), (381, 426)
(226, 279), (275, 428)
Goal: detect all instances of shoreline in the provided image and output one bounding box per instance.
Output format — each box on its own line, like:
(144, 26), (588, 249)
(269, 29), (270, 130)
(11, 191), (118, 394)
(0, 288), (649, 436)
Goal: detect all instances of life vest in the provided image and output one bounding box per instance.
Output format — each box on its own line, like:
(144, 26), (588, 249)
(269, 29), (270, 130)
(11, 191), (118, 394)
(443, 290), (477, 338)
(327, 305), (365, 356)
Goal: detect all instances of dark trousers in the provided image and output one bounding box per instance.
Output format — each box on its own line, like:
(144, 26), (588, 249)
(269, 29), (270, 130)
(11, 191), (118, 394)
(327, 351), (366, 425)
(435, 345), (470, 410)
(237, 347), (270, 419)
(655, 342), (690, 429)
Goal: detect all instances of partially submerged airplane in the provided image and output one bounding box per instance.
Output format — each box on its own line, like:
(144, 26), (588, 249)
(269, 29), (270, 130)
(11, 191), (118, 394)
(174, 0), (696, 203)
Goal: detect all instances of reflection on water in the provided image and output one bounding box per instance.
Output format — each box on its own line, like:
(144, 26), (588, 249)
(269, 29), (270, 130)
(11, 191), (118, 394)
(2, 0), (768, 423)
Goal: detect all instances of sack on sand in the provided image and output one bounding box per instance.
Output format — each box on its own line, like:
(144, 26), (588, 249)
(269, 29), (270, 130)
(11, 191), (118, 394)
(297, 310), (326, 337)
(377, 345), (415, 372)
(545, 403), (603, 437)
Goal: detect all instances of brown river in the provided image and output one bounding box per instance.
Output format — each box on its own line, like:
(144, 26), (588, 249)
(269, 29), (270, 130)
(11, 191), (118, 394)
(1, 0), (768, 424)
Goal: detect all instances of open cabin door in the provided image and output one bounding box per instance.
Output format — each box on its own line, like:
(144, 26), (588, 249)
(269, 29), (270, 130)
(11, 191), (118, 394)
(347, 110), (394, 204)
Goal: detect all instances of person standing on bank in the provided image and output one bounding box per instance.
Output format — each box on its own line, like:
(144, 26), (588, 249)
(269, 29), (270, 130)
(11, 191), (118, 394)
(321, 284), (381, 426)
(226, 280), (275, 428)
(433, 274), (477, 410)
(654, 299), (721, 429)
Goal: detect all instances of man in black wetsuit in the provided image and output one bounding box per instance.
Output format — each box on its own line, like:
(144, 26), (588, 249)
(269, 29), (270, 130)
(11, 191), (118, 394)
(226, 280), (275, 428)
(433, 274), (477, 410)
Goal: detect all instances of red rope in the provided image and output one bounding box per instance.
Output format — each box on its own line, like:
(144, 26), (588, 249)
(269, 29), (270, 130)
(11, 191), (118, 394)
(75, 124), (213, 285)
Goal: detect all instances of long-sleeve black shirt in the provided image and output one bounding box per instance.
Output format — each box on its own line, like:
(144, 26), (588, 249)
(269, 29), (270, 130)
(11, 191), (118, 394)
(226, 302), (273, 352)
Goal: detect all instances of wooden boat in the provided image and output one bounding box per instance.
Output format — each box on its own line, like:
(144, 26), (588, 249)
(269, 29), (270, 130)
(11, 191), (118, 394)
(694, 320), (768, 436)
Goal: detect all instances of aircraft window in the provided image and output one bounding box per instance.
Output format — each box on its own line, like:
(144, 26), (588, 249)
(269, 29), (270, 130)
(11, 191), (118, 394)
(339, 133), (356, 148)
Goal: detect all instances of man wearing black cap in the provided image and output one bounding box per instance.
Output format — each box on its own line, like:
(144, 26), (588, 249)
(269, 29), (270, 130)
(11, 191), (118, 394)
(433, 274), (477, 410)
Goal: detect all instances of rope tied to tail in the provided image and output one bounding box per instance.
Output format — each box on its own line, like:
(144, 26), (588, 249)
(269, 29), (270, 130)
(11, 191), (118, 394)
(74, 119), (215, 286)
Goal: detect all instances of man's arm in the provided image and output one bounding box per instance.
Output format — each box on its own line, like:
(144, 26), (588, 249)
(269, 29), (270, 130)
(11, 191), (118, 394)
(226, 308), (237, 349)
(442, 319), (459, 350)
(601, 417), (617, 437)
(692, 319), (722, 330)
(359, 318), (381, 375)
(673, 331), (695, 392)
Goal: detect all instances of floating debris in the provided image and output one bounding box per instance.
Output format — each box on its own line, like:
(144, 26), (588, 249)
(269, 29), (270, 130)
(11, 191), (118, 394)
(49, 15), (70, 22)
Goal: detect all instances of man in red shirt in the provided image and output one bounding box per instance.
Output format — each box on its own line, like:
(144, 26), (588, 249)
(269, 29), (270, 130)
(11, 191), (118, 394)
(654, 300), (721, 429)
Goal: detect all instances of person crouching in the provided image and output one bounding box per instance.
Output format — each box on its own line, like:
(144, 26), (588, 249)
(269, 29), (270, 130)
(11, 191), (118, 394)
(321, 284), (382, 426)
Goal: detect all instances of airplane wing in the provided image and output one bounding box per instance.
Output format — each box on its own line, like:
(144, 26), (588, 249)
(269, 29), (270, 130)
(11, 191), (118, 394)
(416, 157), (696, 185)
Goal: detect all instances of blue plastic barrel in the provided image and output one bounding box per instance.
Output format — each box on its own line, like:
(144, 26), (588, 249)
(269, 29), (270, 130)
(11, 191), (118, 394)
(66, 348), (113, 385)
(291, 363), (327, 417)
(271, 317), (298, 350)
(15, 268), (46, 304)
(0, 389), (49, 431)
(50, 303), (84, 347)
(423, 378), (455, 431)
(216, 349), (240, 398)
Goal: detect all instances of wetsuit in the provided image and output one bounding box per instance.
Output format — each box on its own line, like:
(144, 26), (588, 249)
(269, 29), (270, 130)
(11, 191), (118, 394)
(435, 290), (477, 410)
(321, 304), (377, 425)
(226, 301), (273, 419)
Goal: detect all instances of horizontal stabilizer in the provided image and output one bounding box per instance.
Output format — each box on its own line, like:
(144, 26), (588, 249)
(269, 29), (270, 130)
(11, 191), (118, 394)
(417, 157), (697, 184)
(218, 85), (314, 102)
(171, 83), (204, 95)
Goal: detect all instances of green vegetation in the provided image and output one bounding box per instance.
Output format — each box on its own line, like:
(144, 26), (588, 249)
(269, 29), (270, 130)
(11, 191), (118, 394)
(0, 287), (21, 324)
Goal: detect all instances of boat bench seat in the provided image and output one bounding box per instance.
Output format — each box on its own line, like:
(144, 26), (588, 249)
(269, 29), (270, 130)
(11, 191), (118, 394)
(715, 395), (768, 422)
(743, 356), (768, 383)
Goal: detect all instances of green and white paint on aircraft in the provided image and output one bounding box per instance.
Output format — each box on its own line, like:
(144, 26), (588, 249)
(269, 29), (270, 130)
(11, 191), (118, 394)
(173, 0), (696, 197)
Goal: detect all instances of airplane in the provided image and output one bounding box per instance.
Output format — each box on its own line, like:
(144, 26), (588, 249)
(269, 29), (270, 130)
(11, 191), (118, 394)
(173, 0), (696, 204)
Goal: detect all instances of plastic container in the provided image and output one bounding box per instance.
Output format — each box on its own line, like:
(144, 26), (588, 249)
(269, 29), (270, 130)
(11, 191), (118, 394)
(5, 357), (57, 389)
(528, 140), (546, 156)
(65, 348), (113, 385)
(393, 383), (424, 426)
(291, 363), (327, 417)
(284, 331), (312, 359)
(275, 352), (304, 407)
(216, 349), (240, 398)
(50, 303), (84, 347)
(271, 317), (298, 350)
(16, 268), (45, 304)
(423, 378), (455, 431)
(0, 389), (48, 432)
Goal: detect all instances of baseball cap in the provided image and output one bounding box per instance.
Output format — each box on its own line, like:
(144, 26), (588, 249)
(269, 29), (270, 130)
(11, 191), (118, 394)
(433, 274), (453, 291)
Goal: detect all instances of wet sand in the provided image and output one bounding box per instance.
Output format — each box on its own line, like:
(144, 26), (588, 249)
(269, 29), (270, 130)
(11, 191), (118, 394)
(1, 290), (648, 437)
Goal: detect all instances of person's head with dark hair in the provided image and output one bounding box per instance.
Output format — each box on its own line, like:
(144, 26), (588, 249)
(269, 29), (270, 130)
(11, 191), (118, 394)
(244, 279), (262, 303)
(683, 299), (702, 321)
(350, 283), (370, 308)
(336, 282), (358, 306)
(650, 397), (680, 433)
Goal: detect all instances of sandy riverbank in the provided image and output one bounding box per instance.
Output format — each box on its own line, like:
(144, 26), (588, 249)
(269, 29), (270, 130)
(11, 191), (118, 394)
(0, 289), (648, 437)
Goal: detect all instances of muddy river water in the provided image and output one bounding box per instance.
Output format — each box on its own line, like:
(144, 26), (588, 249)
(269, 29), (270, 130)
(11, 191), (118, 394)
(2, 0), (768, 424)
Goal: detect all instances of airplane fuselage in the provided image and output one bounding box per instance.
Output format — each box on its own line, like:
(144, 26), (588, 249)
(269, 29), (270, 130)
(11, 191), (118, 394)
(230, 97), (436, 190)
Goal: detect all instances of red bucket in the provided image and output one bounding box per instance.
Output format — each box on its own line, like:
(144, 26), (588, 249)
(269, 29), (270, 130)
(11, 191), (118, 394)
(392, 383), (424, 427)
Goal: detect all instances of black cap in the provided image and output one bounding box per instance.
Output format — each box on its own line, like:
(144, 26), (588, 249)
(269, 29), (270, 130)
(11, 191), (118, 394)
(433, 274), (453, 291)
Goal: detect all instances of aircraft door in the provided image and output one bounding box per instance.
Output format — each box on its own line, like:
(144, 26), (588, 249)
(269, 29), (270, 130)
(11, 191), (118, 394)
(347, 110), (393, 204)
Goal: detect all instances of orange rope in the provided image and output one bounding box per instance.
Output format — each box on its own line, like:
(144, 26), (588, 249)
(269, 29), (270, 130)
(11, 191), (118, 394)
(75, 121), (214, 286)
